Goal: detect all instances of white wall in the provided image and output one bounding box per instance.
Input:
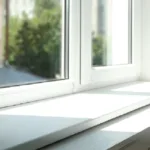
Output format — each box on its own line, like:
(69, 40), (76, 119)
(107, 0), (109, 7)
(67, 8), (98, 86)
(141, 0), (150, 80)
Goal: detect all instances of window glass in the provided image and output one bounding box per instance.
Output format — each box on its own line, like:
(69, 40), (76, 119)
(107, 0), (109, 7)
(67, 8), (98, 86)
(92, 0), (131, 67)
(0, 0), (68, 87)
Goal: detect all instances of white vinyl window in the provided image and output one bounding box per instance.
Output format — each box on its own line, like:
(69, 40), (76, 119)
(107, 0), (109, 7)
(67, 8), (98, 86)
(0, 0), (79, 107)
(81, 0), (141, 85)
(0, 0), (142, 108)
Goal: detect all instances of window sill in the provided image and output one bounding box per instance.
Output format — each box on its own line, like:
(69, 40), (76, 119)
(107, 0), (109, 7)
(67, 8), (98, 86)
(1, 81), (150, 150)
(42, 105), (150, 150)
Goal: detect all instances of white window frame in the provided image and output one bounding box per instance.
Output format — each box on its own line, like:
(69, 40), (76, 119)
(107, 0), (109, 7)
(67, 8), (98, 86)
(0, 0), (81, 108)
(0, 0), (142, 108)
(80, 0), (142, 86)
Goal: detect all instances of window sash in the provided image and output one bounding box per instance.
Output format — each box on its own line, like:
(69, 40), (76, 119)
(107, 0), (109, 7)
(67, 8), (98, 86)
(0, 0), (81, 108)
(0, 0), (142, 108)
(80, 0), (141, 85)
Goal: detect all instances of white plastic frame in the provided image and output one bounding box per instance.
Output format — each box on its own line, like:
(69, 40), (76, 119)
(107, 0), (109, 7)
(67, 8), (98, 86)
(80, 0), (141, 85)
(0, 0), (81, 108)
(0, 0), (142, 108)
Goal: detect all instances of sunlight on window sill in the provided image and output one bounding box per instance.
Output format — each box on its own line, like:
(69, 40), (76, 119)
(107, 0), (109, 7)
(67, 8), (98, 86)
(1, 81), (150, 119)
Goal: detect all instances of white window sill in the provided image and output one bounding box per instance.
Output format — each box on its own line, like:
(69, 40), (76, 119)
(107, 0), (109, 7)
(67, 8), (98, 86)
(42, 105), (150, 150)
(1, 81), (150, 150)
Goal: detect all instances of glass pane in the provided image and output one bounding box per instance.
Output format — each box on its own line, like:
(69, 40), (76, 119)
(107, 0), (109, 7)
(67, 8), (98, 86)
(0, 0), (68, 87)
(92, 0), (131, 67)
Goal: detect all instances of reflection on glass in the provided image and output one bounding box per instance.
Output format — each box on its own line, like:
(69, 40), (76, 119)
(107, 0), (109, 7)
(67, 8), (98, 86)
(0, 0), (67, 87)
(92, 0), (130, 67)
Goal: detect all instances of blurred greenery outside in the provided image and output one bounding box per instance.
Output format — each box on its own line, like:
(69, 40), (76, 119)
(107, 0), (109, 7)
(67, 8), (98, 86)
(4, 0), (106, 79)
